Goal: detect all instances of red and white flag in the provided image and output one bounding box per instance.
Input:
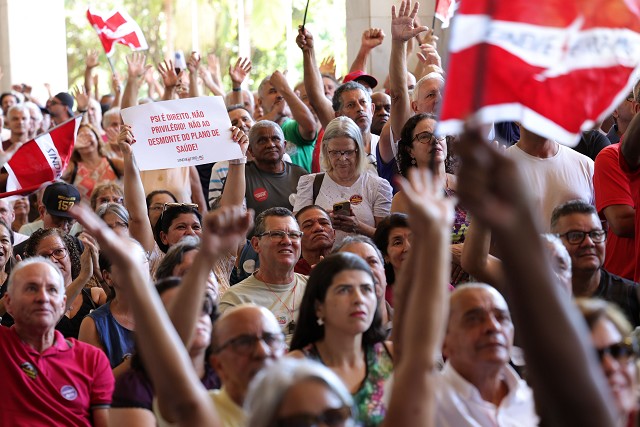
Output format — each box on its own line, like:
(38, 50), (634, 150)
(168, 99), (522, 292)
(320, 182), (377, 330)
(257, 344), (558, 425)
(438, 0), (640, 145)
(435, 0), (457, 28)
(2, 117), (81, 198)
(86, 7), (148, 57)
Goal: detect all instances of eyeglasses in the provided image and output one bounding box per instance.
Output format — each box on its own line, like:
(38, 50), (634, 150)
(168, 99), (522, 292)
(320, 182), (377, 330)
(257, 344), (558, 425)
(412, 131), (446, 145)
(39, 247), (68, 261)
(202, 294), (215, 317)
(48, 100), (61, 106)
(596, 338), (637, 363)
(214, 332), (286, 356)
(556, 230), (606, 245)
(272, 406), (353, 427)
(327, 149), (357, 159)
(257, 230), (303, 241)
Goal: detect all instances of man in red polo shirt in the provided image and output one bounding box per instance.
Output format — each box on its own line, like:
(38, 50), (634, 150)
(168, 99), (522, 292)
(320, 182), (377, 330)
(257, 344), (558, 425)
(0, 258), (113, 426)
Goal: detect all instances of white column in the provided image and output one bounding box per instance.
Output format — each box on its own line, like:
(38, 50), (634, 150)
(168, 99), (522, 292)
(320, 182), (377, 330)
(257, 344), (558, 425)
(0, 0), (68, 100)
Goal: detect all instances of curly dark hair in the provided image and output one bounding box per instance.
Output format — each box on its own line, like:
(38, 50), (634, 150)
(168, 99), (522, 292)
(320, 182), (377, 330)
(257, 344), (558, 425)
(289, 252), (386, 351)
(397, 113), (438, 177)
(152, 204), (202, 253)
(24, 228), (81, 280)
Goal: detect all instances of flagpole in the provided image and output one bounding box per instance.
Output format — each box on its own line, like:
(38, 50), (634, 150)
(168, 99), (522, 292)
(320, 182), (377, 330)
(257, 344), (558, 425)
(106, 55), (117, 76)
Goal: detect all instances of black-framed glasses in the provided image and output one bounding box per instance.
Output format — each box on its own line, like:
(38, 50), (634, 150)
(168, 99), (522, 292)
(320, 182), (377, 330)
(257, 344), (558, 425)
(272, 406), (353, 427)
(39, 247), (68, 261)
(556, 230), (606, 245)
(202, 294), (215, 317)
(257, 230), (303, 241)
(412, 130), (446, 145)
(214, 332), (286, 356)
(327, 149), (358, 159)
(596, 338), (637, 363)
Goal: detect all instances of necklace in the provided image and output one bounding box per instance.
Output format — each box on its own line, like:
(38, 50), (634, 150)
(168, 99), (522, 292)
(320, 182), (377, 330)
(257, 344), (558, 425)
(257, 271), (298, 334)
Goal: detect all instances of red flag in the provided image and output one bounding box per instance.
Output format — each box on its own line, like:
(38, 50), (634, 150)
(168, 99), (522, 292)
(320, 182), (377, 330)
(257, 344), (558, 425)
(438, 0), (640, 145)
(86, 8), (148, 57)
(2, 117), (81, 198)
(435, 0), (457, 28)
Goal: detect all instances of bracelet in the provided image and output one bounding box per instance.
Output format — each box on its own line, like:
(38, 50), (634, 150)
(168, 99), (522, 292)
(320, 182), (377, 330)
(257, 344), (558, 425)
(232, 87), (241, 92)
(229, 156), (247, 165)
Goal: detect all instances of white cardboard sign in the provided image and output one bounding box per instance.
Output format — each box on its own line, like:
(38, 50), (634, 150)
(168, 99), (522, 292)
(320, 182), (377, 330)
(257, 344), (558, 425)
(121, 96), (241, 170)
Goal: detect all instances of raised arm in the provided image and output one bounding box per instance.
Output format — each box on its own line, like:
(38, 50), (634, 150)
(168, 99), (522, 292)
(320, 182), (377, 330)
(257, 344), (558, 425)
(71, 204), (220, 427)
(389, 1), (428, 140)
(118, 125), (155, 252)
(456, 126), (617, 426)
(269, 71), (317, 140)
(122, 53), (152, 109)
(460, 222), (505, 290)
(158, 59), (181, 101)
(349, 28), (385, 73)
(383, 168), (452, 427)
(228, 57), (252, 106)
(187, 52), (201, 99)
(84, 50), (100, 98)
(219, 127), (249, 207)
(620, 104), (640, 169)
(296, 26), (335, 128)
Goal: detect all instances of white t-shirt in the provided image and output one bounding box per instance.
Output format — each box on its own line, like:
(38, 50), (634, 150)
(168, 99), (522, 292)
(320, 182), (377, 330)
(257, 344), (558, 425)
(506, 143), (594, 232)
(293, 171), (392, 243)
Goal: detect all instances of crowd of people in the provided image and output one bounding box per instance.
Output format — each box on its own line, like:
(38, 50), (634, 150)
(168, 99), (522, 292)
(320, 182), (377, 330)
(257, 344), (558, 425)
(0, 1), (639, 426)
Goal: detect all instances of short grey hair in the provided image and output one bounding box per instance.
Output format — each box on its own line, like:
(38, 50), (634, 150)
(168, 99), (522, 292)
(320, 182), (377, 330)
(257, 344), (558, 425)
(332, 81), (371, 112)
(320, 116), (366, 175)
(102, 107), (121, 128)
(7, 257), (65, 296)
(411, 72), (445, 103)
(155, 235), (201, 280)
(245, 358), (354, 427)
(7, 104), (30, 120)
(333, 235), (384, 264)
(248, 120), (285, 148)
(253, 207), (297, 237)
(96, 202), (130, 226)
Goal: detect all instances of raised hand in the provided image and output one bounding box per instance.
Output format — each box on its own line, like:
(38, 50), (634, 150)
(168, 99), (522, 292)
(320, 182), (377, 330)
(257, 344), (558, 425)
(186, 51), (201, 74)
(126, 52), (152, 79)
(112, 72), (123, 95)
(230, 126), (249, 156)
(229, 57), (252, 86)
(206, 53), (223, 84)
(391, 0), (429, 42)
(117, 124), (135, 156)
(418, 28), (439, 48)
(362, 28), (385, 49)
(319, 56), (336, 76)
(296, 25), (315, 51)
(199, 205), (253, 258)
(416, 43), (441, 68)
(397, 167), (455, 233)
(158, 59), (180, 89)
(86, 49), (100, 69)
(72, 84), (90, 111)
(455, 125), (529, 232)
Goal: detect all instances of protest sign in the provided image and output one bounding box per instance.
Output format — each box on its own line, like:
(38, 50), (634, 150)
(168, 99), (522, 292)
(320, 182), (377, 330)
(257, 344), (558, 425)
(121, 96), (242, 170)
(438, 0), (640, 145)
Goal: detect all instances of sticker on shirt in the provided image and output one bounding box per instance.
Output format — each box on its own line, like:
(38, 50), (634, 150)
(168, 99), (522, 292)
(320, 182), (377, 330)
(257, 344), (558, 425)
(20, 362), (38, 380)
(253, 188), (268, 202)
(274, 311), (289, 326)
(242, 259), (256, 274)
(60, 385), (78, 401)
(349, 195), (363, 205)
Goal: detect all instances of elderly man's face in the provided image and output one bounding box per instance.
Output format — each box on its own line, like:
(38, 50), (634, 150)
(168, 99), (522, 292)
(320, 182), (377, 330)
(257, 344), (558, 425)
(297, 208), (335, 254)
(248, 126), (285, 166)
(443, 286), (514, 377)
(336, 89), (373, 134)
(6, 262), (66, 330)
(0, 198), (15, 225)
(412, 78), (443, 114)
(9, 109), (29, 137)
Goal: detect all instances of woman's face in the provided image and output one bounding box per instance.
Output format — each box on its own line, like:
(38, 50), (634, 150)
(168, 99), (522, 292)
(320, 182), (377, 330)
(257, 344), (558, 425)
(0, 225), (12, 270)
(385, 226), (412, 273)
(317, 269), (377, 335)
(339, 242), (386, 300)
(160, 286), (212, 352)
(160, 213), (202, 248)
(95, 190), (124, 209)
(75, 127), (99, 152)
(409, 118), (445, 168)
(102, 211), (129, 238)
(274, 379), (351, 427)
(13, 197), (29, 216)
(148, 193), (177, 228)
(326, 136), (359, 180)
(591, 317), (638, 416)
(36, 235), (72, 285)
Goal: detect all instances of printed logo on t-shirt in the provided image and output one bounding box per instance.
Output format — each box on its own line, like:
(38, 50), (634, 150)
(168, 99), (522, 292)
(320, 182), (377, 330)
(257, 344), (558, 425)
(242, 259), (256, 274)
(349, 194), (363, 205)
(275, 313), (288, 326)
(60, 385), (78, 401)
(20, 362), (38, 380)
(253, 188), (268, 202)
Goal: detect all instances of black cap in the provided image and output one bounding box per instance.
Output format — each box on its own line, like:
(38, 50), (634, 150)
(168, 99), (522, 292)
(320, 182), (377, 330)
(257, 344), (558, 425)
(42, 182), (80, 218)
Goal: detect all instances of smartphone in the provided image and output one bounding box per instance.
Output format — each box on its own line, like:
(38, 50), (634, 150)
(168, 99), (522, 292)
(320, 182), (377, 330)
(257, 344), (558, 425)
(174, 51), (187, 74)
(333, 201), (352, 216)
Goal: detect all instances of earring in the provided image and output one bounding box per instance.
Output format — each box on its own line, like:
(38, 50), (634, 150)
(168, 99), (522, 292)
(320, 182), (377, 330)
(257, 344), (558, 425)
(411, 157), (416, 166)
(317, 317), (324, 326)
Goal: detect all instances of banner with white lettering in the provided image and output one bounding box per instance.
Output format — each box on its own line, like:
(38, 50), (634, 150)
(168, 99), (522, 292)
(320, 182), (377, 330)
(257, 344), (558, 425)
(438, 0), (640, 145)
(121, 97), (241, 170)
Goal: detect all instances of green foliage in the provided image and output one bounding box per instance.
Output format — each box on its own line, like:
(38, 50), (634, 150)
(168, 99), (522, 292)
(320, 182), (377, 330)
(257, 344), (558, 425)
(65, 0), (345, 96)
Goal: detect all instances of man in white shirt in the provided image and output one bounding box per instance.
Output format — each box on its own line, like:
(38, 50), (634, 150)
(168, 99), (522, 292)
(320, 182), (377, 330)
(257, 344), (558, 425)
(437, 283), (538, 427)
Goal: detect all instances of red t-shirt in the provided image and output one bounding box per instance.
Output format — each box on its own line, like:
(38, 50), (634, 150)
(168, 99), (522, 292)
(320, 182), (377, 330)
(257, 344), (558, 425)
(618, 138), (640, 282)
(594, 143), (636, 280)
(0, 327), (114, 426)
